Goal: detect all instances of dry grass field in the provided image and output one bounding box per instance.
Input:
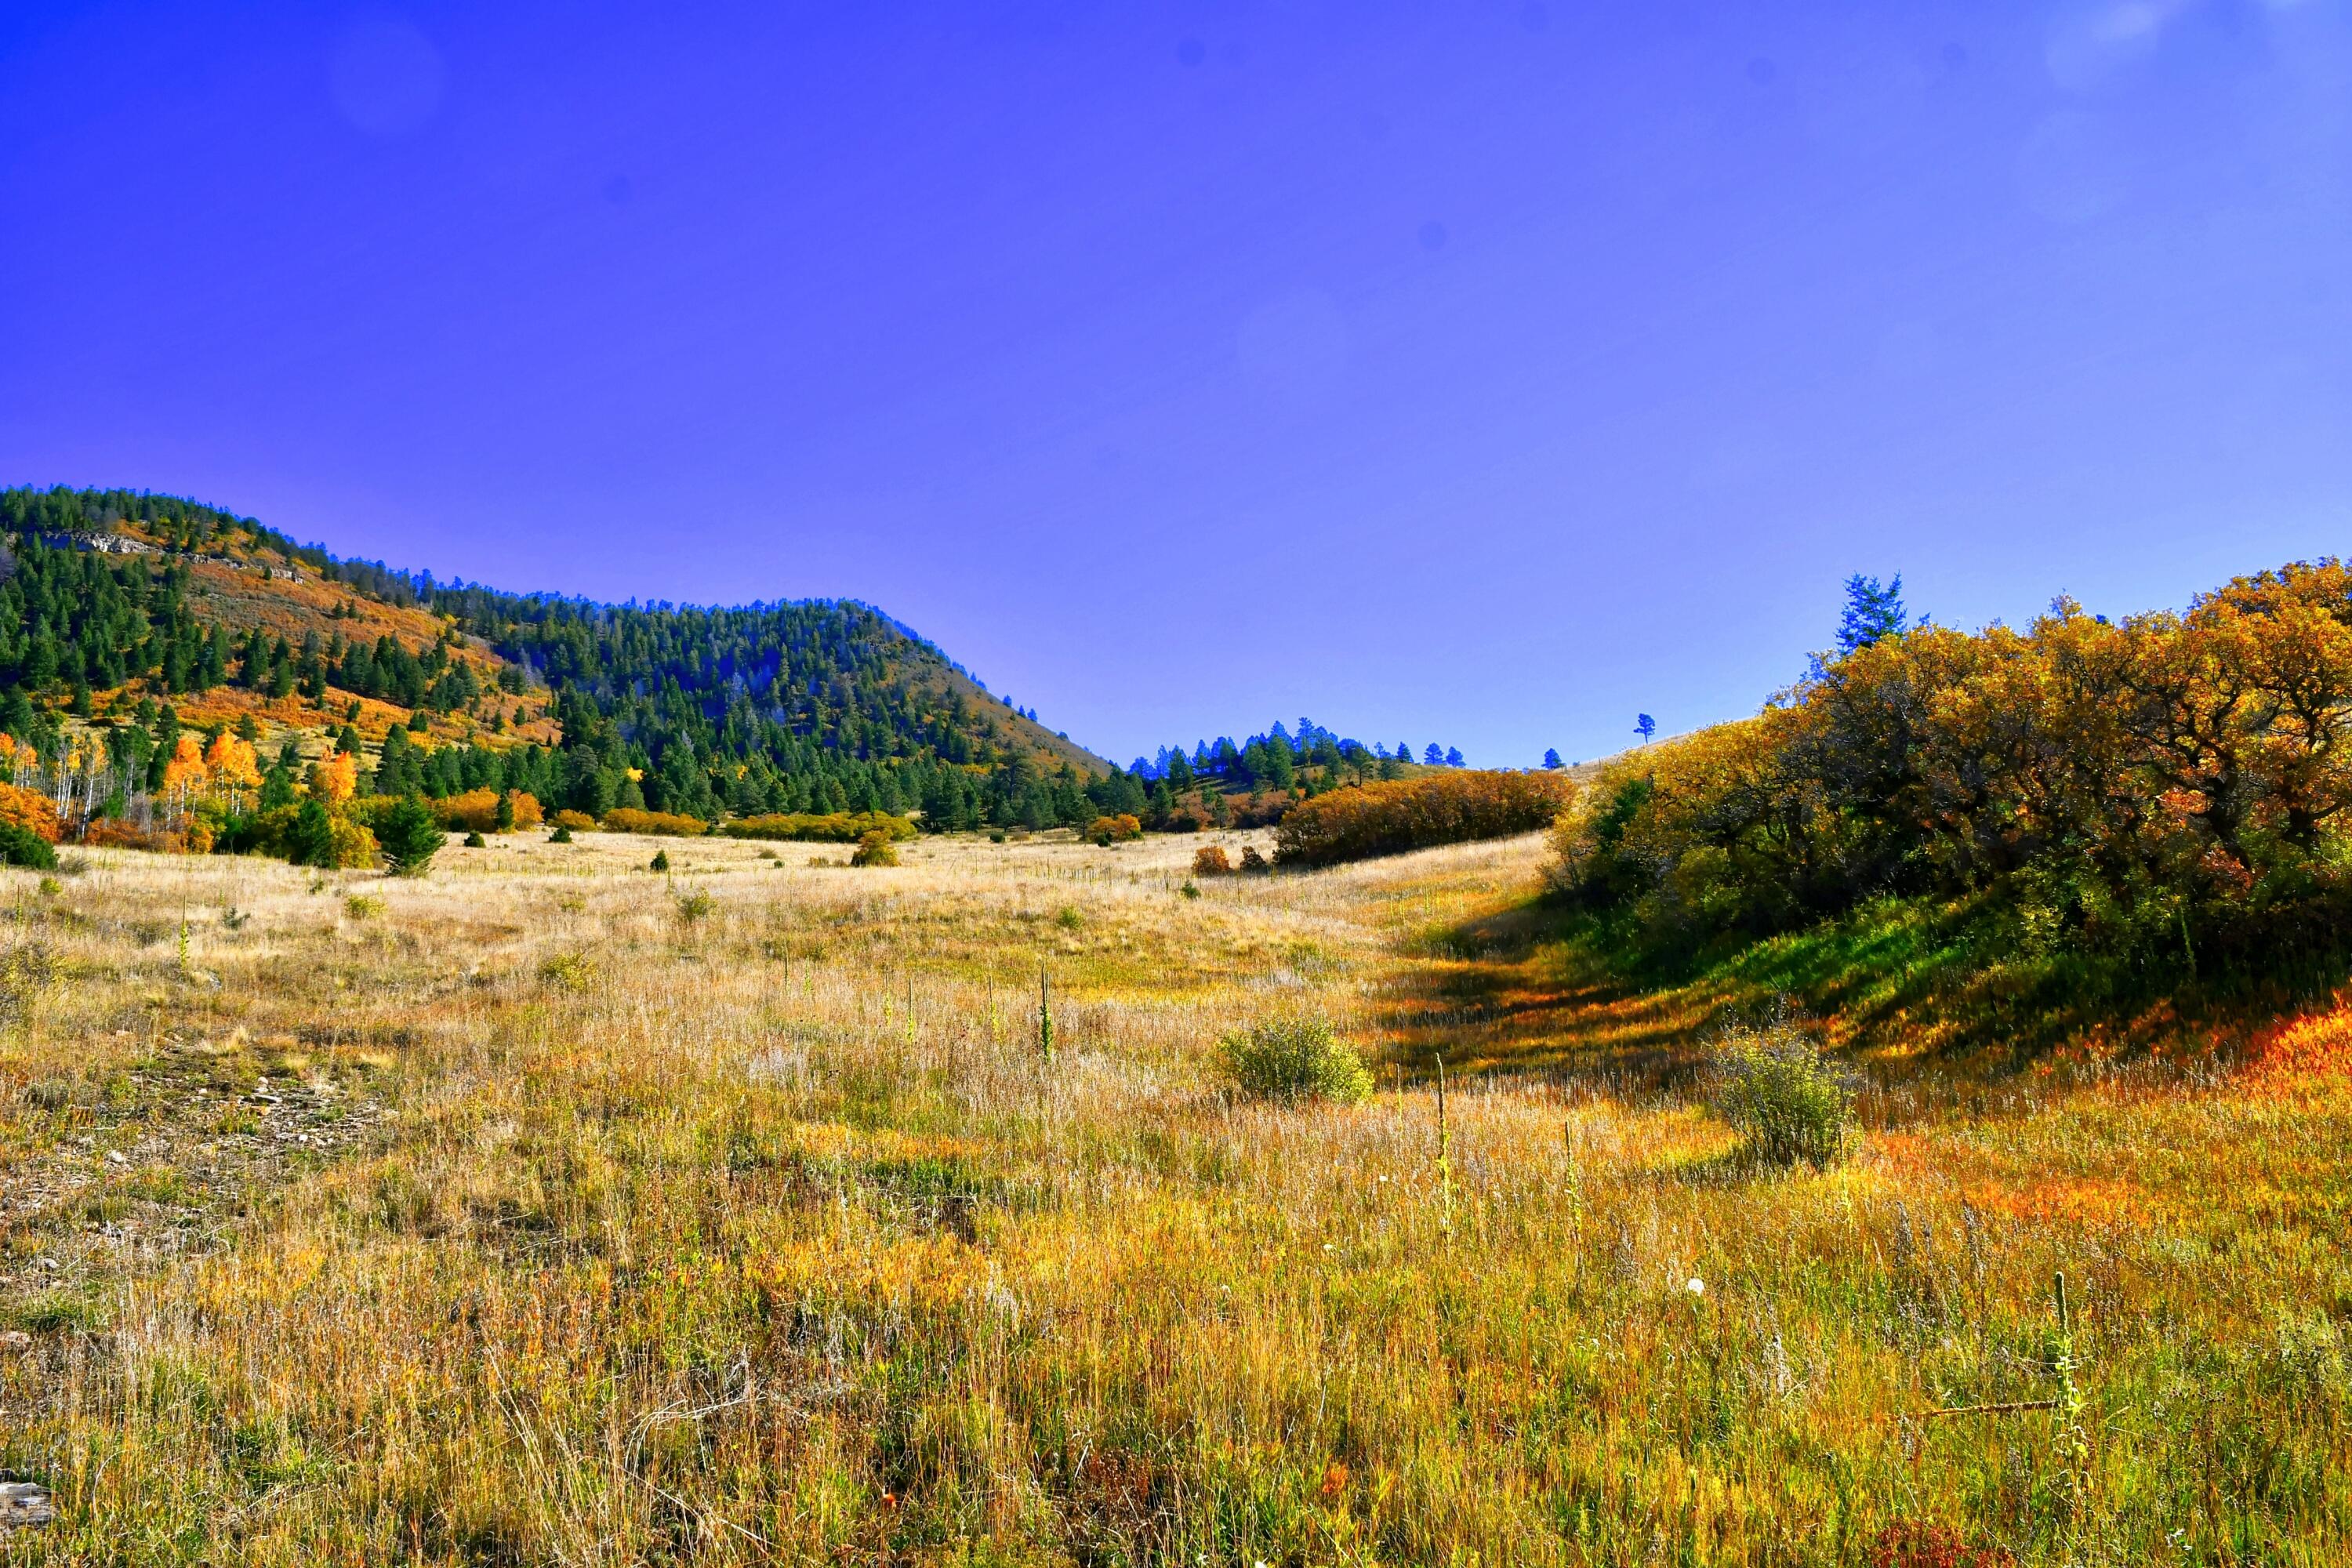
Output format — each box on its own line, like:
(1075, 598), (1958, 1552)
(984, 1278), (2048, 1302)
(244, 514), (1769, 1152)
(2, 829), (2349, 1564)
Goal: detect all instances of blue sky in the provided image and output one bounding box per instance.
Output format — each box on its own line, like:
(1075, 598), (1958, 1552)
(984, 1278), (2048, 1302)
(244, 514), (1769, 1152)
(4, 2), (2349, 767)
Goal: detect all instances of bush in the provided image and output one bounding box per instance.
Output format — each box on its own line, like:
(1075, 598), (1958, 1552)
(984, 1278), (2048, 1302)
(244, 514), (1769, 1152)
(539, 951), (597, 992)
(1274, 770), (1574, 869)
(650, 849), (670, 872)
(850, 830), (899, 867)
(1087, 814), (1143, 846)
(1550, 559), (2352, 990)
(1217, 1016), (1374, 1104)
(327, 818), (379, 869)
(602, 808), (706, 837)
(1192, 844), (1232, 877)
(1708, 1023), (1857, 1168)
(430, 789), (504, 834)
(378, 796), (445, 876)
(549, 824), (574, 844)
(551, 809), (597, 832)
(721, 811), (915, 844)
(0, 821), (56, 870)
(435, 789), (540, 834)
(462, 831), (486, 848)
(1240, 844), (1269, 873)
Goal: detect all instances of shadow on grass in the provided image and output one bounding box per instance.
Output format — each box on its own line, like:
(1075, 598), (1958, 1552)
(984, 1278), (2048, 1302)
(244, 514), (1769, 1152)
(1377, 885), (2314, 1093)
(1377, 896), (1732, 1090)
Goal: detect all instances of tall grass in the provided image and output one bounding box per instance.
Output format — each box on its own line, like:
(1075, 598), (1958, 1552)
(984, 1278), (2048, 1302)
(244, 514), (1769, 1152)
(0, 830), (2344, 1563)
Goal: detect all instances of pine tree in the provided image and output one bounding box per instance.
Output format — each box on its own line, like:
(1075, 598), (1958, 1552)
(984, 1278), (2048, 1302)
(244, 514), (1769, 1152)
(378, 796), (445, 875)
(1836, 573), (1910, 655)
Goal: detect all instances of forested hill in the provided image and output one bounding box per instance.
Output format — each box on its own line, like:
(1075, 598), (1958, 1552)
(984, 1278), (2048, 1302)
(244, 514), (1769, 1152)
(0, 486), (1118, 830)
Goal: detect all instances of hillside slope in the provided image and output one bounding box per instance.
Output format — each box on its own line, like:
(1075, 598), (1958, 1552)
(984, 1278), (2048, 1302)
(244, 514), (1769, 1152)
(0, 485), (1113, 831)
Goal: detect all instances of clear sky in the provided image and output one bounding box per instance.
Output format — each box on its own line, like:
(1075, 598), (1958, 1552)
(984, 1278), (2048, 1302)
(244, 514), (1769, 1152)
(4, 2), (2349, 767)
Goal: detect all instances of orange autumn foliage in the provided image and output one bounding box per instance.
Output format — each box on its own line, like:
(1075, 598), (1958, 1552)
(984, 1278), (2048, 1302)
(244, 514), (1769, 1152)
(202, 733), (261, 790)
(0, 782), (63, 844)
(159, 734), (209, 795)
(433, 789), (504, 833)
(1274, 770), (1573, 868)
(309, 751), (360, 804)
(429, 789), (539, 833)
(1555, 557), (2352, 972)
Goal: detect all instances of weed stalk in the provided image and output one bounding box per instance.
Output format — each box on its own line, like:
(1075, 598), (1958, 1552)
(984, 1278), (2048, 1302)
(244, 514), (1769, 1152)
(1037, 960), (1054, 1061)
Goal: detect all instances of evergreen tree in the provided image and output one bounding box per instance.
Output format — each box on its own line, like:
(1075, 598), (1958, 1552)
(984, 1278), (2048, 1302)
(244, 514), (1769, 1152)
(378, 796), (445, 875)
(288, 798), (338, 868)
(1836, 573), (1910, 655)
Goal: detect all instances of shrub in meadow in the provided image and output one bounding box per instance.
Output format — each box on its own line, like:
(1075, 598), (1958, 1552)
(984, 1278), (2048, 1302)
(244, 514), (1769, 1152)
(602, 808), (707, 837)
(1274, 769), (1574, 869)
(1217, 1016), (1374, 1104)
(327, 818), (378, 869)
(721, 811), (914, 844)
(1239, 845), (1269, 873)
(551, 809), (597, 833)
(1087, 814), (1143, 846)
(1192, 844), (1232, 877)
(850, 830), (899, 867)
(537, 951), (597, 992)
(1708, 1022), (1857, 1168)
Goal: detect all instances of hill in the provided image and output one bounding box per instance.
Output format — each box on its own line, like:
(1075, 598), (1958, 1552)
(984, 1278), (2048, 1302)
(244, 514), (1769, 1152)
(0, 486), (1117, 833)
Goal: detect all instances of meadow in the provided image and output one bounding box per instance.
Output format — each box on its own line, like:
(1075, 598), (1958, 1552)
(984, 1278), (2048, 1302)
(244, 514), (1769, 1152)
(2, 827), (2347, 1565)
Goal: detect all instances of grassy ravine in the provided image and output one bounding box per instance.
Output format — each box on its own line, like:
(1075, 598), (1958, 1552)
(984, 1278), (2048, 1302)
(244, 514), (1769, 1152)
(2, 832), (2348, 1565)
